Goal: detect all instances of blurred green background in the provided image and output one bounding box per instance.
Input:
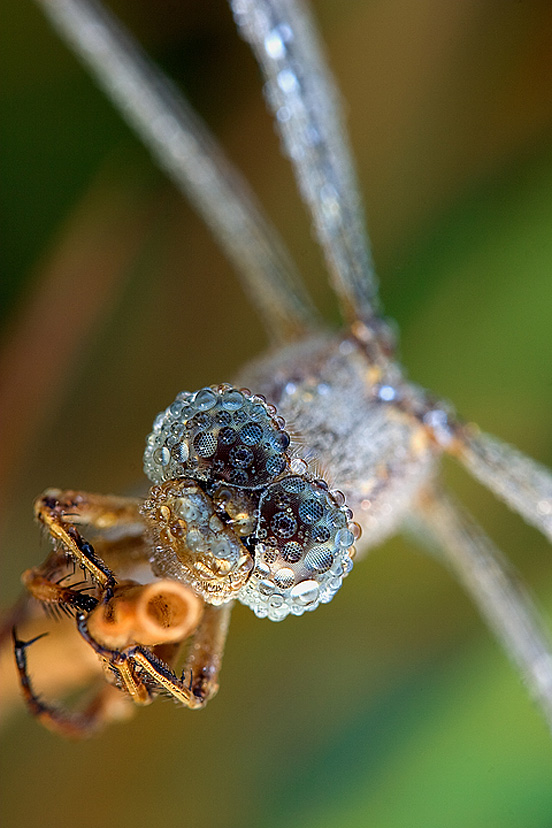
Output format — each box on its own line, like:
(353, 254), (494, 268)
(2, 1), (552, 826)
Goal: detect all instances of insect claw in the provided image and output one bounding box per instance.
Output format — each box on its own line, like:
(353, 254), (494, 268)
(12, 627), (48, 650)
(12, 628), (49, 658)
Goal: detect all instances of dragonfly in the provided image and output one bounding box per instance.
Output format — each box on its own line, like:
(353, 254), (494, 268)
(2, 0), (552, 763)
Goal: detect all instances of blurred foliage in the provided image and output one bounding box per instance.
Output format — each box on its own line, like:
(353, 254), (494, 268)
(1, 1), (552, 827)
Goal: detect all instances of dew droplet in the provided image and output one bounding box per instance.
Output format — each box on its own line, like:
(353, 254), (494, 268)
(274, 568), (295, 589)
(290, 580), (320, 605)
(271, 512), (298, 539)
(194, 431), (218, 458)
(277, 68), (299, 93)
(281, 475), (307, 493)
(298, 498), (324, 525)
(290, 458), (308, 475)
(281, 541), (303, 563)
(305, 546), (334, 573)
(264, 29), (285, 60)
(335, 528), (355, 548)
(221, 389), (244, 411)
(194, 388), (217, 411)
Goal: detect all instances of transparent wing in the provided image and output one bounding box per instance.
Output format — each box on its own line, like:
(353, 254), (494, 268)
(455, 428), (552, 542)
(231, 0), (381, 327)
(34, 0), (319, 344)
(412, 486), (552, 733)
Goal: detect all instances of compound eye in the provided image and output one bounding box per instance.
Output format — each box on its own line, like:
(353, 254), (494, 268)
(237, 476), (356, 621)
(143, 386), (291, 489)
(141, 479), (254, 605)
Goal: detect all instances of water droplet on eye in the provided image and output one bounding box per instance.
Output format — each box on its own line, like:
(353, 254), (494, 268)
(298, 498), (324, 525)
(350, 522), (362, 540)
(167, 519), (183, 537)
(290, 581), (320, 605)
(171, 442), (189, 463)
(255, 561), (271, 579)
(232, 409), (249, 425)
(218, 426), (237, 446)
(194, 388), (217, 411)
(335, 528), (355, 548)
(281, 541), (303, 563)
(281, 475), (307, 493)
(331, 490), (346, 507)
(262, 546), (278, 564)
(170, 422), (184, 438)
(274, 568), (295, 589)
(270, 430), (290, 451)
(153, 446), (170, 466)
(158, 505), (171, 522)
(239, 423), (263, 445)
(310, 524), (330, 543)
(266, 455), (286, 476)
(230, 469), (248, 486)
(194, 431), (217, 458)
(289, 459), (308, 476)
(221, 389), (244, 411)
(215, 410), (232, 426)
(342, 556), (354, 575)
(305, 546), (334, 573)
(271, 512), (298, 539)
(249, 404), (267, 421)
(229, 445), (254, 468)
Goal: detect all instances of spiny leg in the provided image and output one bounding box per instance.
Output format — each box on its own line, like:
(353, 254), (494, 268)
(77, 611), (177, 706)
(12, 629), (133, 738)
(78, 602), (232, 710)
(20, 540), (98, 618)
(35, 488), (144, 534)
(169, 601), (232, 706)
(12, 577), (203, 734)
(13, 489), (152, 730)
(21, 565), (98, 617)
(34, 489), (144, 591)
(411, 485), (552, 733)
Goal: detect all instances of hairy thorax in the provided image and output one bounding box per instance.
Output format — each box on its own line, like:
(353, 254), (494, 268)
(238, 332), (438, 551)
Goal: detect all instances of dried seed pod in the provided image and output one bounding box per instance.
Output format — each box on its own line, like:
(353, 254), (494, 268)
(86, 580), (203, 649)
